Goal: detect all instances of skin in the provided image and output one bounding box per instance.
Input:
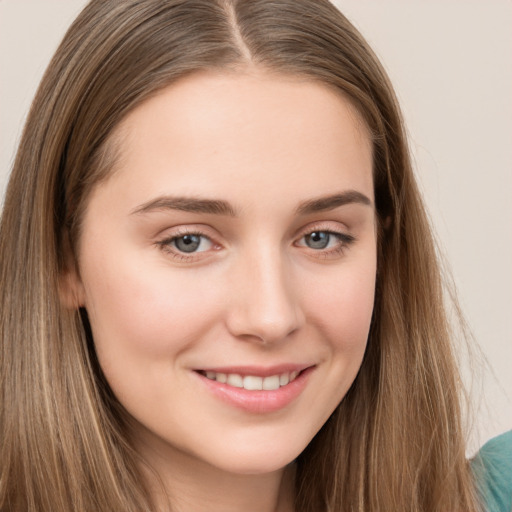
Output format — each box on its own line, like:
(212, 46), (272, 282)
(67, 70), (377, 512)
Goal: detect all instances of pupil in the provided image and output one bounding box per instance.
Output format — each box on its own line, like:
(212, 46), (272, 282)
(307, 231), (329, 249)
(175, 234), (200, 253)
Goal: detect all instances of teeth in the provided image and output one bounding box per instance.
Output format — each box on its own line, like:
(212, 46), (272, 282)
(244, 375), (263, 390)
(203, 370), (301, 390)
(279, 373), (289, 386)
(262, 375), (280, 390)
(226, 374), (243, 388)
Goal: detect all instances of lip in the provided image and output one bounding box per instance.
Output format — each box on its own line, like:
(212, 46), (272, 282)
(193, 364), (315, 414)
(197, 363), (309, 377)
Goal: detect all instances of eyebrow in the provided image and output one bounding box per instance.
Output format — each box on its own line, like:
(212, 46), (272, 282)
(295, 190), (372, 214)
(131, 196), (237, 216)
(131, 190), (372, 217)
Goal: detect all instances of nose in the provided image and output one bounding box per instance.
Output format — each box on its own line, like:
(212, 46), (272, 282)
(225, 248), (304, 344)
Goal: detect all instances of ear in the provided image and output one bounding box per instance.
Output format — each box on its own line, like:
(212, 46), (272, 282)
(58, 231), (86, 309)
(59, 267), (86, 309)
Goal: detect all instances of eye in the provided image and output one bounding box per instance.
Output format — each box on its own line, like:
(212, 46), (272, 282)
(157, 231), (214, 256)
(295, 227), (355, 258)
(172, 233), (211, 253)
(303, 231), (336, 250)
(298, 230), (350, 250)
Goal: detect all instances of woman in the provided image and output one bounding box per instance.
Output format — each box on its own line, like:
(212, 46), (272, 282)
(0, 1), (510, 511)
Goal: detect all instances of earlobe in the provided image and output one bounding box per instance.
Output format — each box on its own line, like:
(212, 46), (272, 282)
(59, 267), (85, 309)
(58, 230), (86, 309)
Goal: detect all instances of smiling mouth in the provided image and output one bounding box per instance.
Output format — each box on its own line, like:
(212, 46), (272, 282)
(195, 366), (315, 413)
(197, 369), (303, 391)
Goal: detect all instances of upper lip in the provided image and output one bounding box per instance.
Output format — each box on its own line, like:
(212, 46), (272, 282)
(195, 364), (314, 377)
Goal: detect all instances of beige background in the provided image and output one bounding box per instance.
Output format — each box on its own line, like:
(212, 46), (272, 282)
(1, 1), (511, 452)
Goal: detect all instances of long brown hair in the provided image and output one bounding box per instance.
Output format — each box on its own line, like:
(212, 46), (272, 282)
(0, 1), (481, 510)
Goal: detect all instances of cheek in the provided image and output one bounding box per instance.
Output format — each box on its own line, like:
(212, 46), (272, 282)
(80, 254), (228, 415)
(292, 259), (376, 433)
(304, 259), (376, 354)
(81, 251), (222, 362)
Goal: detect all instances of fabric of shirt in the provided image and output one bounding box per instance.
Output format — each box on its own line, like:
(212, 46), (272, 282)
(471, 430), (512, 512)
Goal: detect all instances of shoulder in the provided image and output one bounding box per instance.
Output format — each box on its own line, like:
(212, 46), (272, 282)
(471, 430), (512, 512)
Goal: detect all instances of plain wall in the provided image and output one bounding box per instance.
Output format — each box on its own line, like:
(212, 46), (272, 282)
(1, 0), (511, 453)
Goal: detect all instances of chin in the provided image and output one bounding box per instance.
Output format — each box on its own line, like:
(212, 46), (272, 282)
(199, 433), (310, 476)
(212, 452), (297, 476)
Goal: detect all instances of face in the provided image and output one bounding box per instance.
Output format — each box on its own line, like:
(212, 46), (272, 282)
(70, 70), (377, 476)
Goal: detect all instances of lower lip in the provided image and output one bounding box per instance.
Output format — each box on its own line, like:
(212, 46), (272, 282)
(195, 367), (314, 414)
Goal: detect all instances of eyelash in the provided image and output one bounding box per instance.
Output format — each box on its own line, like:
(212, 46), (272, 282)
(156, 225), (355, 262)
(295, 228), (355, 259)
(156, 228), (217, 261)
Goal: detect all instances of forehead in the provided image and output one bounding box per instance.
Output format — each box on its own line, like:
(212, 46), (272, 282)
(92, 70), (374, 213)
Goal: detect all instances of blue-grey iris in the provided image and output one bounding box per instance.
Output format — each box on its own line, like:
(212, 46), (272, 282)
(175, 234), (201, 253)
(305, 231), (330, 249)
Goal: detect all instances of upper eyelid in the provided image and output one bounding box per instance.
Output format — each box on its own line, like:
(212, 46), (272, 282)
(295, 230), (354, 248)
(295, 220), (351, 237)
(157, 222), (351, 241)
(155, 226), (214, 244)
(157, 225), (217, 241)
(155, 217), (354, 245)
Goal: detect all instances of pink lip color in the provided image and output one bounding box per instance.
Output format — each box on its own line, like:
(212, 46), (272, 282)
(199, 363), (308, 377)
(194, 365), (314, 414)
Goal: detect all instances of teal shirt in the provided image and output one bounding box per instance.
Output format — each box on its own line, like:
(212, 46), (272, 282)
(471, 431), (512, 512)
